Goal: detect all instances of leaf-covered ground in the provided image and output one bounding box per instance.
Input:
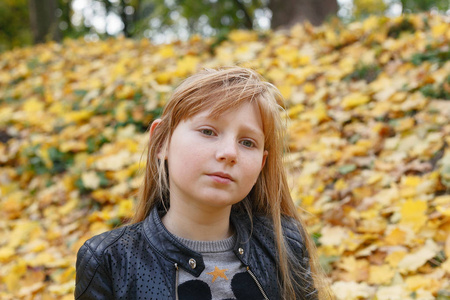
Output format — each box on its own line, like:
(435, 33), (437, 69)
(0, 13), (449, 300)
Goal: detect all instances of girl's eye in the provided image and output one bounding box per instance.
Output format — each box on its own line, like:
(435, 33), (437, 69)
(200, 129), (215, 136)
(240, 140), (255, 148)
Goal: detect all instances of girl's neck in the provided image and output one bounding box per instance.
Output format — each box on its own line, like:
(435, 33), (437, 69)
(161, 203), (233, 241)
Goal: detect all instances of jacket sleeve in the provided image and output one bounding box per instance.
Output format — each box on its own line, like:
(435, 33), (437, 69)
(75, 242), (114, 299)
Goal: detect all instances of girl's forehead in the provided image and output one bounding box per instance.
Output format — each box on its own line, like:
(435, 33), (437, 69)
(187, 101), (263, 121)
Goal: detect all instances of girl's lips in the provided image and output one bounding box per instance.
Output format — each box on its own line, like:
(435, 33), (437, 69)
(208, 172), (234, 183)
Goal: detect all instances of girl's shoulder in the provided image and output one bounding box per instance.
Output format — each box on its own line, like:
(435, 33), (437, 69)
(234, 212), (305, 246)
(79, 222), (143, 258)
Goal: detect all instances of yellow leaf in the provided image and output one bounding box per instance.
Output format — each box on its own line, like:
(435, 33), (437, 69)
(155, 71), (172, 84)
(389, 92), (407, 103)
(2, 191), (25, 219)
(301, 195), (315, 206)
(278, 85), (292, 99)
(325, 29), (338, 45)
(0, 106), (13, 123)
(298, 55), (310, 66)
(334, 178), (348, 191)
(366, 173), (383, 185)
(303, 82), (315, 94)
(369, 264), (395, 285)
(400, 199), (427, 232)
(442, 259), (450, 274)
(287, 104), (305, 118)
(406, 275), (440, 293)
(8, 221), (40, 248)
(118, 198), (134, 218)
(375, 285), (409, 300)
(4, 260), (27, 292)
(436, 205), (450, 217)
(17, 282), (45, 297)
(384, 227), (406, 245)
(89, 221), (111, 235)
(331, 281), (375, 300)
(157, 45), (175, 58)
(320, 226), (348, 246)
(363, 15), (380, 31)
(64, 110), (94, 124)
(0, 247), (15, 263)
(266, 68), (286, 83)
(115, 101), (129, 123)
(385, 250), (407, 268)
(341, 93), (370, 110)
(431, 23), (448, 39)
(175, 55), (200, 77)
(60, 198), (79, 216)
(81, 171), (101, 190)
(398, 239), (439, 273)
(95, 150), (132, 171)
(22, 97), (45, 113)
(27, 252), (55, 268)
(402, 175), (421, 187)
(275, 45), (298, 65)
(446, 234), (450, 258)
(116, 85), (135, 100)
(59, 140), (88, 152)
(48, 281), (75, 295)
(228, 30), (258, 43)
(53, 266), (76, 284)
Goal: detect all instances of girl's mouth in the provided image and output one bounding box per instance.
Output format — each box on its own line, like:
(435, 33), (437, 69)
(208, 172), (234, 183)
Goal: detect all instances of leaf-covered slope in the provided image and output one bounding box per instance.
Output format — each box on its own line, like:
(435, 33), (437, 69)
(0, 13), (449, 299)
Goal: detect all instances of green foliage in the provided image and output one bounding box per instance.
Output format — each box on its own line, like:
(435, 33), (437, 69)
(19, 145), (75, 175)
(86, 135), (110, 154)
(319, 255), (340, 274)
(0, 0), (32, 52)
(411, 49), (450, 66)
(339, 164), (357, 175)
(1, 0), (449, 50)
(353, 0), (388, 19)
(75, 171), (109, 193)
(311, 232), (322, 246)
(437, 289), (450, 300)
(387, 18), (416, 38)
(141, 0), (266, 40)
(344, 64), (381, 83)
(400, 0), (449, 12)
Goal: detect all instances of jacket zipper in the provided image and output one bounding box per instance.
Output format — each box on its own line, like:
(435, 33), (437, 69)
(174, 263), (179, 300)
(247, 266), (269, 300)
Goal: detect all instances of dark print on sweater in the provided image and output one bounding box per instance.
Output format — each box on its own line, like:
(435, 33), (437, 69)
(178, 270), (265, 300)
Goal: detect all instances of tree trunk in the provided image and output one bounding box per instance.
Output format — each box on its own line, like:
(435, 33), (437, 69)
(269, 0), (338, 29)
(28, 0), (61, 44)
(119, 0), (130, 37)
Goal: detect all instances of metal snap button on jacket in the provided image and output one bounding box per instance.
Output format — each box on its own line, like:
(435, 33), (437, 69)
(189, 258), (196, 269)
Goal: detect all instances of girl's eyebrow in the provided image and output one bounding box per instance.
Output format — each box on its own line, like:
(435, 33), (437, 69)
(192, 115), (264, 140)
(240, 124), (265, 140)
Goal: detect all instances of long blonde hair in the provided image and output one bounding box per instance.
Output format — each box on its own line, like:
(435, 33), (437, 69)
(131, 67), (332, 299)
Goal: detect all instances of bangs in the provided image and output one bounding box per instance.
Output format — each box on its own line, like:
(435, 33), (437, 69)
(163, 67), (283, 151)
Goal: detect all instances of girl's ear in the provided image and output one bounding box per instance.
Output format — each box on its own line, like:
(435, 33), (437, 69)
(261, 150), (268, 170)
(149, 119), (162, 138)
(149, 119), (165, 159)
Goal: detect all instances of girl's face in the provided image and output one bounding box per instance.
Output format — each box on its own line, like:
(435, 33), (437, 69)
(163, 102), (268, 212)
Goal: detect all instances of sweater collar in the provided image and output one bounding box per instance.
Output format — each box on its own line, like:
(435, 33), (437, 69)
(142, 207), (251, 276)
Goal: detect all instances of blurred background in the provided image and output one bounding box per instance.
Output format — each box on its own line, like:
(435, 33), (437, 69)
(1, 1), (450, 300)
(1, 0), (449, 52)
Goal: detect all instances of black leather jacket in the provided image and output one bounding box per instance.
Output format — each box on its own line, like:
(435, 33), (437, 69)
(75, 207), (317, 299)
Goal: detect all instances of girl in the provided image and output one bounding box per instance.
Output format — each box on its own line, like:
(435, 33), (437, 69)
(75, 67), (332, 299)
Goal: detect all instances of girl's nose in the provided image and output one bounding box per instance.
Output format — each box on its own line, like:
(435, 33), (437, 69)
(216, 139), (237, 164)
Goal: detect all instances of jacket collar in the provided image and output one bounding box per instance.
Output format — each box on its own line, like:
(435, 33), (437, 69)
(142, 207), (252, 276)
